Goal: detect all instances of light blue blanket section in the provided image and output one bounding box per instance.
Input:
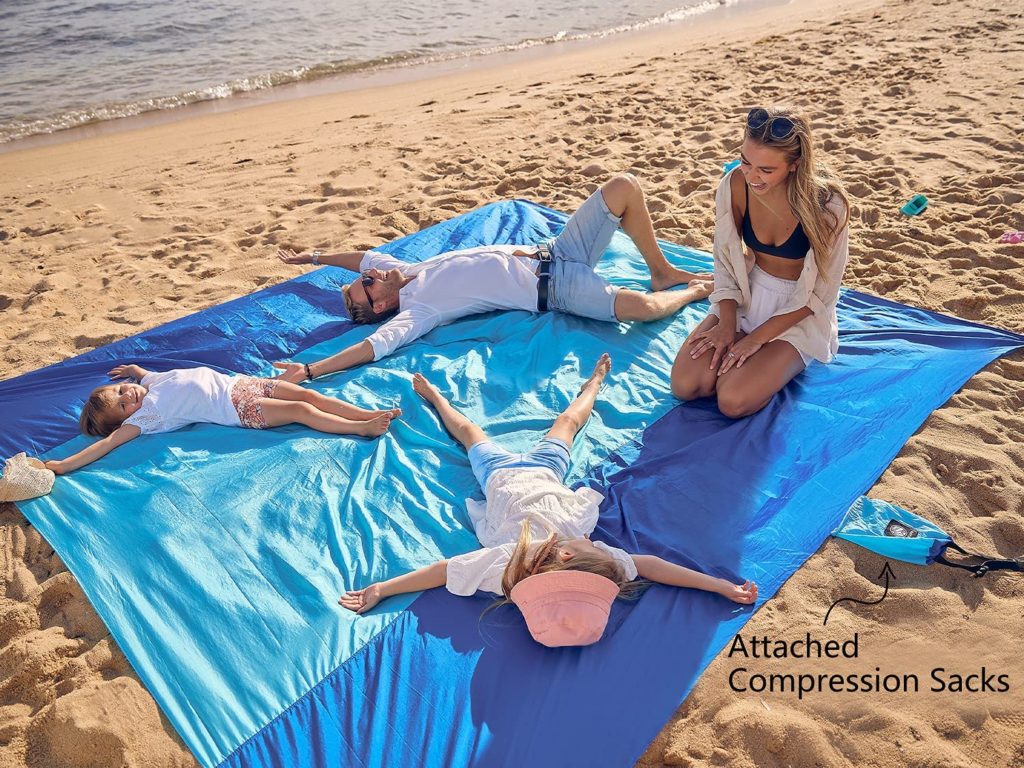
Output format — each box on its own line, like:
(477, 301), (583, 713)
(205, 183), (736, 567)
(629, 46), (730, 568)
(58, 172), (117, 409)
(16, 201), (711, 766)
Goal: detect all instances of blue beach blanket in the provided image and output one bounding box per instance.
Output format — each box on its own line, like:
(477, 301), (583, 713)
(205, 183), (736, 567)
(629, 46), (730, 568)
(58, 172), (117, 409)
(3, 200), (1021, 768)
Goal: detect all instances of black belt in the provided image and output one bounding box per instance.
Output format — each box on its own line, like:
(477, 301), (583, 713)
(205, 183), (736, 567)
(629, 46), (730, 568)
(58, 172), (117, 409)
(536, 244), (553, 312)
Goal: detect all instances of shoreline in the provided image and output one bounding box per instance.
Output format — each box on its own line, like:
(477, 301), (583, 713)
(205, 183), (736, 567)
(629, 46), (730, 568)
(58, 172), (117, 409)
(3, 0), (798, 159)
(2, 0), (1022, 765)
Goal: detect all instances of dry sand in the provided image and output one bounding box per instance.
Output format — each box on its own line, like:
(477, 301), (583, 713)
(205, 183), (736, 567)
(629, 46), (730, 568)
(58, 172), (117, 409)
(2, 0), (1022, 765)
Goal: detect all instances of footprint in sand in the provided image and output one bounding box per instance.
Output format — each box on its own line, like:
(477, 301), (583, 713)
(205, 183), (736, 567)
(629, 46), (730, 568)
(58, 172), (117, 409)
(73, 333), (120, 349)
(494, 177), (540, 195)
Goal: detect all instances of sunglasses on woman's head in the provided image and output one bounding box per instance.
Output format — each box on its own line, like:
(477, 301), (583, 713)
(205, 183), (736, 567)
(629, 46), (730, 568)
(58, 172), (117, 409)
(747, 108), (795, 141)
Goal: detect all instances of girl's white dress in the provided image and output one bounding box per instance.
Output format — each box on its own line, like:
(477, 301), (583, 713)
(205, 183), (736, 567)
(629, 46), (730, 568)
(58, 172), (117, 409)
(124, 368), (241, 434)
(445, 467), (638, 596)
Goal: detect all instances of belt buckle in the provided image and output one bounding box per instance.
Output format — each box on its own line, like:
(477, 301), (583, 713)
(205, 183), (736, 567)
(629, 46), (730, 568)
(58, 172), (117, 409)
(536, 243), (552, 312)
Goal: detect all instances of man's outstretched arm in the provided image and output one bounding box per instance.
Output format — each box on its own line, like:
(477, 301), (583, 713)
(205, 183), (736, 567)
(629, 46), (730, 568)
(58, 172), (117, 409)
(274, 340), (375, 383)
(278, 248), (366, 271)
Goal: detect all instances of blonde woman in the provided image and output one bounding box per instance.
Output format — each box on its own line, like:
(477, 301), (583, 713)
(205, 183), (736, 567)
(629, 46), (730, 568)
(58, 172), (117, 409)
(671, 107), (850, 418)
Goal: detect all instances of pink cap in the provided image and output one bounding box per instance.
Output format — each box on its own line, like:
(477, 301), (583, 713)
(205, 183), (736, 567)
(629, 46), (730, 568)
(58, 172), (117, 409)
(510, 570), (620, 647)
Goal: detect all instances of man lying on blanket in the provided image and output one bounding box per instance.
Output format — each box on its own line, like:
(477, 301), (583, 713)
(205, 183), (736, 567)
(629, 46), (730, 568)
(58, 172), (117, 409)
(273, 174), (712, 382)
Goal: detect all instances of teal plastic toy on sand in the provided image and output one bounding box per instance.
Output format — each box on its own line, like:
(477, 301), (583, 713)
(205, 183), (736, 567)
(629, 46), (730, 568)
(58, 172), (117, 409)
(722, 158), (741, 174)
(900, 194), (928, 216)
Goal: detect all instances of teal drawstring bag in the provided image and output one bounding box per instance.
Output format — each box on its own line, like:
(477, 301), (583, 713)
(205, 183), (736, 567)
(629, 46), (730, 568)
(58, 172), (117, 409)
(833, 497), (1023, 577)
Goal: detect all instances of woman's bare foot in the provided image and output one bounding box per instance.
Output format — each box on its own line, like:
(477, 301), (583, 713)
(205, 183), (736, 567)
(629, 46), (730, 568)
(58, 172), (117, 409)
(355, 411), (394, 438)
(651, 265), (714, 292)
(577, 353), (612, 397)
(412, 373), (444, 406)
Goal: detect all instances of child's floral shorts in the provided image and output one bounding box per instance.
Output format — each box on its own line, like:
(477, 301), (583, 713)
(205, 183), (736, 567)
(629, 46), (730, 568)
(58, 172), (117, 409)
(230, 377), (278, 429)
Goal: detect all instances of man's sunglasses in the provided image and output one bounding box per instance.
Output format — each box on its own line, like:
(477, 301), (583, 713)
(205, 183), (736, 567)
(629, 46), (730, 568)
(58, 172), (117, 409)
(747, 108), (795, 141)
(360, 272), (377, 303)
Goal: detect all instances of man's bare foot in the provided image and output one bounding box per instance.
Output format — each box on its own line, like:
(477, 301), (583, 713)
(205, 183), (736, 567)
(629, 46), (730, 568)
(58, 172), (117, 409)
(651, 266), (714, 292)
(577, 353), (612, 397)
(355, 412), (394, 438)
(686, 279), (714, 301)
(412, 373), (443, 406)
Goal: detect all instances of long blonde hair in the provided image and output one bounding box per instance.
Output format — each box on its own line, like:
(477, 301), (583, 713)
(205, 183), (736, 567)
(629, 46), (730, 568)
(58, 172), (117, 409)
(745, 106), (850, 273)
(497, 520), (646, 604)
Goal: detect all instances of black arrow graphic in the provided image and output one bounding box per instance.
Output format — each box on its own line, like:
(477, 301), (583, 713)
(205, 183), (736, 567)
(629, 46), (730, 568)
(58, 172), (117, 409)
(823, 562), (896, 626)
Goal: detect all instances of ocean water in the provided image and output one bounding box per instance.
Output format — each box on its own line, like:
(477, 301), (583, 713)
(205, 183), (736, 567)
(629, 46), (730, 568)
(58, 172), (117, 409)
(0, 0), (739, 145)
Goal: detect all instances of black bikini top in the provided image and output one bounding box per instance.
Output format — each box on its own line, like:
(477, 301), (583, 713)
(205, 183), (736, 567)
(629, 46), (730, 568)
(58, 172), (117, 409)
(741, 182), (810, 260)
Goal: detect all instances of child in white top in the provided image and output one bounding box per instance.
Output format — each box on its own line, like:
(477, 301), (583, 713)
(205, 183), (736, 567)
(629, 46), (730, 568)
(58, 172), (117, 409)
(340, 354), (757, 647)
(44, 364), (400, 475)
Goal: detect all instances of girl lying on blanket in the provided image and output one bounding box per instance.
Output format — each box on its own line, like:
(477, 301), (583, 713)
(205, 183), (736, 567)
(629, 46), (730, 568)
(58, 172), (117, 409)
(44, 364), (400, 475)
(339, 354), (756, 647)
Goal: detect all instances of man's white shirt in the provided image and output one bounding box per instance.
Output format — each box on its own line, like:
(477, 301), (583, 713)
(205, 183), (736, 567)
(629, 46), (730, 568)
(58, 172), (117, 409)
(360, 246), (541, 360)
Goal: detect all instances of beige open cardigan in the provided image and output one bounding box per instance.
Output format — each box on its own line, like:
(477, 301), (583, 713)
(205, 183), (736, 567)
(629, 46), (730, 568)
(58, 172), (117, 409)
(707, 169), (850, 364)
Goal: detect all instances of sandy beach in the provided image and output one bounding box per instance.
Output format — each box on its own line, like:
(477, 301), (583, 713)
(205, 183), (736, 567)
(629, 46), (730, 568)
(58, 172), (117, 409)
(2, 0), (1022, 765)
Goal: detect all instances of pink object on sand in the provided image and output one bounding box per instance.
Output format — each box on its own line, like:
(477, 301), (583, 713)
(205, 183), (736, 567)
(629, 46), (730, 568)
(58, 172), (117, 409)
(999, 231), (1024, 244)
(510, 570), (620, 647)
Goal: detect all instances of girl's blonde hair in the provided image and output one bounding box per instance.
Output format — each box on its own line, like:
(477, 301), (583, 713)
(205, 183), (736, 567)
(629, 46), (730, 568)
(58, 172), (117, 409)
(497, 520), (647, 604)
(79, 385), (124, 437)
(745, 106), (850, 274)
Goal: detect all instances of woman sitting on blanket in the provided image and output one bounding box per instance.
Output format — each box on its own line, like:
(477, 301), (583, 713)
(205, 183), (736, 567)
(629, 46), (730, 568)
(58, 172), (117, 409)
(671, 106), (851, 418)
(340, 354), (757, 648)
(43, 364), (400, 475)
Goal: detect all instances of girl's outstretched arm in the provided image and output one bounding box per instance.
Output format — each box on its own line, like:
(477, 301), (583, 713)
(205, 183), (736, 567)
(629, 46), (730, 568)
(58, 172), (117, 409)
(632, 555), (758, 605)
(339, 559), (448, 614)
(108, 364), (151, 381)
(44, 424), (141, 475)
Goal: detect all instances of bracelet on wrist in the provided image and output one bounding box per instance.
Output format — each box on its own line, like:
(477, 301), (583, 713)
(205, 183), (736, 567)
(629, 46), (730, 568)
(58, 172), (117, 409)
(304, 363), (314, 381)
(310, 250), (322, 265)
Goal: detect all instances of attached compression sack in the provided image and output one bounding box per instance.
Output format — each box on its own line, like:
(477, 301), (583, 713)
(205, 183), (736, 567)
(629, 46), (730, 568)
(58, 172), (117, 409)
(833, 497), (1022, 577)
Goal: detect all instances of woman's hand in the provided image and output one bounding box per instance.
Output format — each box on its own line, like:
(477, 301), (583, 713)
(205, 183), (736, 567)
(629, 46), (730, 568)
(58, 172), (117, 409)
(44, 459), (66, 475)
(339, 583), (383, 614)
(277, 248), (314, 265)
(688, 322), (737, 369)
(717, 335), (764, 376)
(108, 364), (144, 380)
(720, 579), (758, 605)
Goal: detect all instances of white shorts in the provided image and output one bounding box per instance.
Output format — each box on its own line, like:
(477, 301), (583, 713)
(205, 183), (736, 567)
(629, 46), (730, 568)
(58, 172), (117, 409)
(739, 265), (811, 366)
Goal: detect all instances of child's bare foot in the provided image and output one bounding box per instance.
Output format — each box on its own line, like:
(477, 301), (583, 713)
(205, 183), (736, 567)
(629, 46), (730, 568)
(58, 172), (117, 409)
(651, 265), (714, 292)
(686, 279), (714, 301)
(578, 353), (612, 397)
(412, 373), (443, 406)
(365, 407), (402, 421)
(355, 411), (394, 438)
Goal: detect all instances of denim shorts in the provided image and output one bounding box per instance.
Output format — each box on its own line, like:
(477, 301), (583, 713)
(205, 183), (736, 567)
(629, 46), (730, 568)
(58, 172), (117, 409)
(547, 189), (622, 322)
(468, 437), (572, 491)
